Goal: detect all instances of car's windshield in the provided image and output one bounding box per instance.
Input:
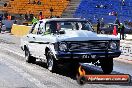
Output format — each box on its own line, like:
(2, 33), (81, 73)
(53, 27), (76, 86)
(45, 21), (93, 33)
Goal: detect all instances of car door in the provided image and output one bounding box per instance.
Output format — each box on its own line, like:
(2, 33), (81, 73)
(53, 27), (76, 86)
(34, 21), (54, 60)
(31, 22), (46, 58)
(26, 22), (40, 56)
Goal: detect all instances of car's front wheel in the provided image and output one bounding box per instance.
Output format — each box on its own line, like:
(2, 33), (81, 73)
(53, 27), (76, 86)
(25, 48), (36, 63)
(46, 50), (58, 72)
(100, 58), (113, 74)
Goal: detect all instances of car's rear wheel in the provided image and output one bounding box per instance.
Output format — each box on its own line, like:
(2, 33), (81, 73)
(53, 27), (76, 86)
(46, 50), (58, 72)
(25, 48), (36, 63)
(100, 58), (113, 74)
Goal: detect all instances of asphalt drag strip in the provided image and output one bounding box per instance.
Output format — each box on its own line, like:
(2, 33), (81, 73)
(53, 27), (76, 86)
(0, 48), (80, 88)
(0, 46), (132, 88)
(0, 55), (47, 88)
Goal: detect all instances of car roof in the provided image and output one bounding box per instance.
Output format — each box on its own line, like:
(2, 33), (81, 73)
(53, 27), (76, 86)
(40, 18), (87, 23)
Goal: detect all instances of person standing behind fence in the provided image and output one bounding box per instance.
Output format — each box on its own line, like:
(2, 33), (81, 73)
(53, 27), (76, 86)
(114, 18), (121, 33)
(30, 17), (38, 33)
(119, 23), (125, 40)
(122, 0), (125, 6)
(97, 19), (100, 34)
(115, 18), (120, 25)
(32, 17), (38, 24)
(100, 18), (104, 28)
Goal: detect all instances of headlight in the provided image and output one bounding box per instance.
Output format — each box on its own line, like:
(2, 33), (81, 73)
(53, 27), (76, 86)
(110, 42), (117, 50)
(59, 43), (67, 51)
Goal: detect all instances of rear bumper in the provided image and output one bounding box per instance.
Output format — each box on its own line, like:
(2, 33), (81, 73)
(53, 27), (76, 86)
(56, 50), (121, 61)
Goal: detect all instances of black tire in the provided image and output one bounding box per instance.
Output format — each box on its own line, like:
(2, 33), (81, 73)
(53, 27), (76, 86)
(46, 50), (58, 72)
(25, 48), (36, 63)
(100, 58), (113, 74)
(69, 62), (79, 76)
(77, 76), (87, 85)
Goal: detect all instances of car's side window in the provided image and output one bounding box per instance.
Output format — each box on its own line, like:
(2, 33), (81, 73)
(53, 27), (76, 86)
(44, 23), (51, 35)
(46, 23), (50, 31)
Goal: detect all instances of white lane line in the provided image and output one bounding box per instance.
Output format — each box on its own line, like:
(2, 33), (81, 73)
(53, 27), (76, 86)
(0, 56), (48, 88)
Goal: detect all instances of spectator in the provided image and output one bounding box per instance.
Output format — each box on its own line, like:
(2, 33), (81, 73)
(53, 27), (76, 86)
(103, 5), (107, 9)
(39, 15), (43, 20)
(97, 19), (100, 34)
(32, 17), (38, 24)
(96, 4), (100, 8)
(124, 20), (128, 25)
(39, 12), (43, 20)
(37, 0), (41, 5)
(33, 0), (36, 4)
(109, 11), (118, 16)
(122, 0), (125, 6)
(114, 18), (120, 33)
(100, 4), (104, 8)
(50, 7), (53, 17)
(7, 15), (11, 20)
(28, 0), (30, 4)
(2, 20), (15, 32)
(119, 23), (125, 40)
(114, 12), (118, 16)
(100, 18), (105, 27)
(30, 17), (38, 33)
(4, 3), (7, 7)
(115, 18), (120, 26)
(25, 14), (28, 20)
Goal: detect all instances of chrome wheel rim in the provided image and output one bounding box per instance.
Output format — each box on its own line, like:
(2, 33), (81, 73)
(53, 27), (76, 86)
(48, 57), (53, 71)
(25, 50), (29, 61)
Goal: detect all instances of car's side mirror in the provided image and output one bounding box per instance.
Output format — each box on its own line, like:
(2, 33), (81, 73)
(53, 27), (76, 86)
(59, 30), (65, 34)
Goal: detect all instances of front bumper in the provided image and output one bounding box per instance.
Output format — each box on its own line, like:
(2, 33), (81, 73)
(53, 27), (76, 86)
(56, 50), (121, 61)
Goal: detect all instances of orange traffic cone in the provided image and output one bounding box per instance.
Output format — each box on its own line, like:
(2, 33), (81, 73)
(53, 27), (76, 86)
(113, 26), (117, 36)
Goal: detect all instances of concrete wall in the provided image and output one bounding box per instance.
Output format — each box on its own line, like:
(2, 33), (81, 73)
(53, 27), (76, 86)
(11, 24), (31, 36)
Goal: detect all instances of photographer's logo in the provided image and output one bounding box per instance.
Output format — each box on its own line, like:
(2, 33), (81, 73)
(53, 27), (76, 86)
(76, 66), (131, 85)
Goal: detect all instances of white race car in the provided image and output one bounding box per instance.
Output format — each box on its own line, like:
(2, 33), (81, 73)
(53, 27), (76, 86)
(21, 18), (121, 74)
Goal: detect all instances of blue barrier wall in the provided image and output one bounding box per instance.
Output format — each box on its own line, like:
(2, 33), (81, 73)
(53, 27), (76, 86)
(74, 0), (132, 23)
